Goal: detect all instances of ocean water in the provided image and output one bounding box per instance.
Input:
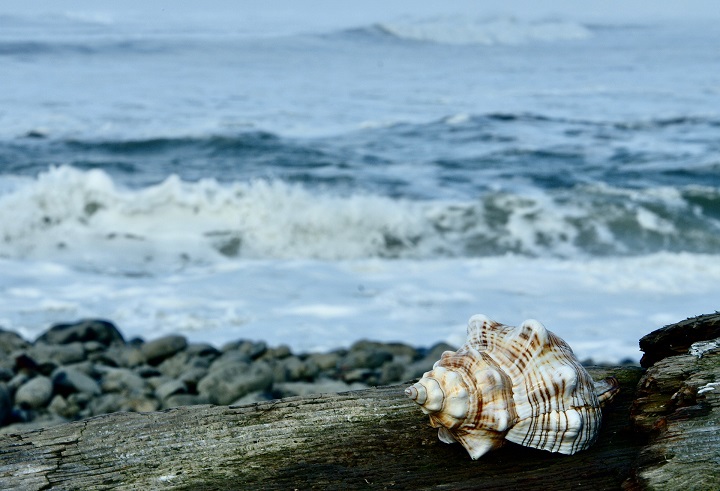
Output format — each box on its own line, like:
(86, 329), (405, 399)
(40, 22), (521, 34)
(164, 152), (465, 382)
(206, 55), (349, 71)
(1, 3), (719, 362)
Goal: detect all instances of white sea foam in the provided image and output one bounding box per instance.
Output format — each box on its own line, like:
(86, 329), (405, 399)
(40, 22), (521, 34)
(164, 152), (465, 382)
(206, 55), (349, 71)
(376, 16), (592, 45)
(0, 166), (716, 274)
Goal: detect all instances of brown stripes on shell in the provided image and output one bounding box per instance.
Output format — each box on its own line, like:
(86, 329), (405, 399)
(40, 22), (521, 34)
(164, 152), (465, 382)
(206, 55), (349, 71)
(406, 315), (615, 460)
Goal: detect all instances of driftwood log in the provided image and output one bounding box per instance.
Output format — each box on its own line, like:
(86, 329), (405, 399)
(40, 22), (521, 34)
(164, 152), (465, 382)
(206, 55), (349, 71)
(1, 314), (718, 490)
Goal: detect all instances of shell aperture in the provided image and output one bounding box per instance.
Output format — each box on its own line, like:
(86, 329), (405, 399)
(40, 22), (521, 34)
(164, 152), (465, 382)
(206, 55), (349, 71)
(406, 314), (619, 459)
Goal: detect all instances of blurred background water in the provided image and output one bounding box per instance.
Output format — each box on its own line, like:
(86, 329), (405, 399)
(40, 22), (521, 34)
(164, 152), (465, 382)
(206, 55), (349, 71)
(1, 1), (719, 362)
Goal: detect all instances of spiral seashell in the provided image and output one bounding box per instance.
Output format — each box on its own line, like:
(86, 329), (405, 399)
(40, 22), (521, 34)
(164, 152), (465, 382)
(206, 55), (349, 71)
(405, 314), (619, 459)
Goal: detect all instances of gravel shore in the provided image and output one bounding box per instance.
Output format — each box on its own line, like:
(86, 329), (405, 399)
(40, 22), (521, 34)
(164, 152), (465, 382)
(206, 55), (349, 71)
(0, 319), (454, 434)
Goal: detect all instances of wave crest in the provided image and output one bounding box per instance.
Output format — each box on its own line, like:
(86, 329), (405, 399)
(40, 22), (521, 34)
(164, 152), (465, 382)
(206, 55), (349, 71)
(372, 16), (592, 46)
(0, 166), (718, 274)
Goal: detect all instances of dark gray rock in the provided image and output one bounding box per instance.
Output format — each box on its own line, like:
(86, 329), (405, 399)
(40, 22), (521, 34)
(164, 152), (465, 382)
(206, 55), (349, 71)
(177, 367), (209, 392)
(52, 367), (101, 396)
(158, 351), (212, 379)
(0, 368), (13, 383)
(402, 358), (435, 381)
(119, 396), (159, 413)
(0, 329), (30, 355)
(82, 341), (105, 354)
(221, 340), (267, 360)
(230, 390), (276, 406)
(36, 319), (124, 346)
(145, 375), (175, 390)
(350, 340), (419, 360)
(7, 373), (30, 393)
(274, 379), (368, 398)
(99, 367), (147, 394)
(340, 348), (393, 371)
(277, 356), (320, 382)
(163, 393), (209, 409)
(259, 345), (292, 360)
(305, 352), (340, 371)
(106, 346), (145, 368)
(382, 342), (421, 360)
(88, 393), (125, 416)
(198, 360), (273, 405)
(140, 335), (188, 365)
(423, 342), (456, 362)
(185, 343), (221, 359)
(15, 376), (54, 409)
(155, 379), (187, 401)
(27, 342), (87, 366)
(342, 368), (376, 384)
(47, 394), (80, 419)
(0, 383), (11, 424)
(134, 365), (162, 378)
(208, 351), (252, 371)
(157, 352), (192, 378)
(379, 361), (407, 385)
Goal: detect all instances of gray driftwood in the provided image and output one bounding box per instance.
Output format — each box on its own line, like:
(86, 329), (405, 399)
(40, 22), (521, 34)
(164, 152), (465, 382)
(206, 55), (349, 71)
(0, 366), (643, 490)
(1, 313), (719, 490)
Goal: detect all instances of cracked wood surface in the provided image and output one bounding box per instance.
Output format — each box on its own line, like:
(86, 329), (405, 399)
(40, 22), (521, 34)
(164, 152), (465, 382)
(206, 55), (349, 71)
(1, 366), (641, 490)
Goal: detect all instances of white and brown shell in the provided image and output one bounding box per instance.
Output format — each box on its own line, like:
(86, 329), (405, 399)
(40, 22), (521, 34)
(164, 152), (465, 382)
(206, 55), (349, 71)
(405, 314), (619, 459)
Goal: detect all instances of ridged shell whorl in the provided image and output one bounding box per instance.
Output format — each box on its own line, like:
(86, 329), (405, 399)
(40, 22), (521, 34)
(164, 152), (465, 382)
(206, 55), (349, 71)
(405, 315), (619, 460)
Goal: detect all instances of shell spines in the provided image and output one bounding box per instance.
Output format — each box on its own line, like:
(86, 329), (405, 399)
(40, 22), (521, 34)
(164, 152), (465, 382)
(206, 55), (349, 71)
(406, 315), (614, 459)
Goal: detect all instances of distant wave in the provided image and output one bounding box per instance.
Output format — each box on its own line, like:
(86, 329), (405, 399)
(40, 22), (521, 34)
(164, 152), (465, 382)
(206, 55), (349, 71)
(358, 16), (593, 46)
(0, 166), (718, 274)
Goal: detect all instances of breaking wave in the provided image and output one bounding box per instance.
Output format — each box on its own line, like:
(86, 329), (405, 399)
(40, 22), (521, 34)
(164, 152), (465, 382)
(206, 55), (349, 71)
(365, 16), (592, 46)
(0, 166), (718, 274)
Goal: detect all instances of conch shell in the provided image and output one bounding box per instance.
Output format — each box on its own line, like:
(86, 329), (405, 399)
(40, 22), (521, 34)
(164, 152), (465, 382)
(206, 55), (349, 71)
(405, 314), (619, 459)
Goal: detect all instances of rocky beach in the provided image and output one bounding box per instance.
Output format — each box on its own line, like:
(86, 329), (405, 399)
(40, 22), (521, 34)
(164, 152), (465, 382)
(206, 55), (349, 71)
(0, 319), (468, 433)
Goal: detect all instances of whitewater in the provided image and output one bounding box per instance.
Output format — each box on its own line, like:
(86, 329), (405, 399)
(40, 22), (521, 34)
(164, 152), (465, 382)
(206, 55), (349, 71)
(1, 2), (719, 363)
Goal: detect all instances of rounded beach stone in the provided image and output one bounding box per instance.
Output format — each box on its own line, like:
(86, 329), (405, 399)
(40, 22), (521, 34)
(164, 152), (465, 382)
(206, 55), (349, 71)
(163, 393), (209, 409)
(260, 344), (292, 360)
(185, 343), (221, 359)
(52, 367), (102, 396)
(341, 348), (393, 370)
(198, 360), (273, 405)
(99, 367), (147, 394)
(0, 367), (13, 383)
(178, 366), (209, 391)
(379, 361), (407, 385)
(222, 340), (267, 360)
(0, 329), (30, 354)
(141, 335), (188, 365)
(27, 342), (86, 366)
(89, 393), (125, 416)
(274, 379), (368, 398)
(15, 376), (54, 409)
(0, 383), (11, 424)
(121, 396), (160, 413)
(306, 352), (340, 371)
(423, 342), (456, 361)
(155, 379), (187, 401)
(36, 319), (124, 346)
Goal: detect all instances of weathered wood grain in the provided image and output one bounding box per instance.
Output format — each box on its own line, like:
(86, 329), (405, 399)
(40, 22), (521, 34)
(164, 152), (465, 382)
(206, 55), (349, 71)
(1, 366), (641, 490)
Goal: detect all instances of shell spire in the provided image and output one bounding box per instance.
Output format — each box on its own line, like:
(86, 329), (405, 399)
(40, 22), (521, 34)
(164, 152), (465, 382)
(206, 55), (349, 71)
(406, 314), (619, 459)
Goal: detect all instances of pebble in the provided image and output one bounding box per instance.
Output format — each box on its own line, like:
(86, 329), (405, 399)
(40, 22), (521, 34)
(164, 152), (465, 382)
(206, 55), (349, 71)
(141, 335), (188, 365)
(198, 360), (274, 405)
(15, 376), (54, 409)
(0, 317), (435, 431)
(52, 367), (102, 396)
(0, 383), (12, 423)
(35, 319), (124, 346)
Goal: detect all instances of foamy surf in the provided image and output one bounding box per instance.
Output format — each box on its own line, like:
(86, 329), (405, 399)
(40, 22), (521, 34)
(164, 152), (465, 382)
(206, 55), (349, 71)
(0, 166), (718, 275)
